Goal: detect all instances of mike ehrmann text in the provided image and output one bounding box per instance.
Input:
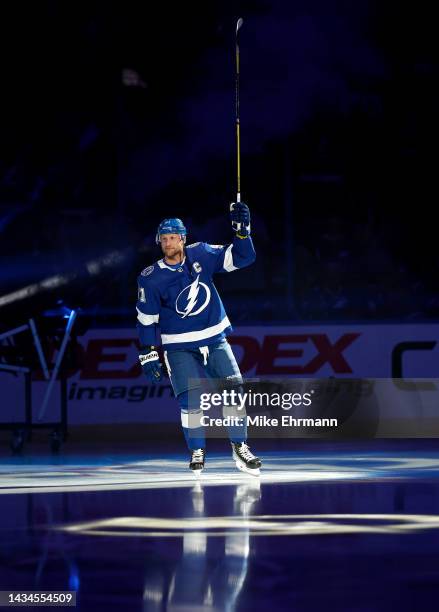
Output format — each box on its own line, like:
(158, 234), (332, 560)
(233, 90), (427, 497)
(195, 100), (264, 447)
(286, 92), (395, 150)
(199, 415), (338, 428)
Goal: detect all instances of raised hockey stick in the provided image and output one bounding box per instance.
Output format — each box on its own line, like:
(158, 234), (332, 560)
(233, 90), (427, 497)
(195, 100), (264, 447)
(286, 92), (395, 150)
(235, 17), (243, 203)
(231, 18), (244, 233)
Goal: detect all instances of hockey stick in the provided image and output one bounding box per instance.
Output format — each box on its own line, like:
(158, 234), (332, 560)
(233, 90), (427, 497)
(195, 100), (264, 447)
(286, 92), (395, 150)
(230, 18), (244, 232)
(235, 17), (243, 203)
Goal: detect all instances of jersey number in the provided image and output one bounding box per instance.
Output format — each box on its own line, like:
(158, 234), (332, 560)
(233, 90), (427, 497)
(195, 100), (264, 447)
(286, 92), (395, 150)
(138, 287), (146, 303)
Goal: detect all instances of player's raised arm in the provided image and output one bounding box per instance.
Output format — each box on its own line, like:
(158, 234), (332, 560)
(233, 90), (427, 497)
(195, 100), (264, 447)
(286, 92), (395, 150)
(205, 201), (256, 274)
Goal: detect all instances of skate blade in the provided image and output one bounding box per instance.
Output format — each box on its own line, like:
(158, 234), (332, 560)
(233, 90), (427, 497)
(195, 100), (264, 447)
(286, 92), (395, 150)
(235, 461), (260, 477)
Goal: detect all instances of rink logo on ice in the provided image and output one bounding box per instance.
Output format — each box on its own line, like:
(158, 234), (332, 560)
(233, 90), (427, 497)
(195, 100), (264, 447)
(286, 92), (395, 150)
(57, 514), (439, 538)
(175, 274), (211, 318)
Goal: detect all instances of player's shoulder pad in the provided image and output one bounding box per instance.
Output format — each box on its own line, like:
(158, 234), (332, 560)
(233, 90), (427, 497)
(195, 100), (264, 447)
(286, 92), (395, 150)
(141, 265), (154, 277)
(204, 243), (225, 254)
(185, 242), (224, 258)
(138, 264), (159, 286)
(185, 241), (210, 257)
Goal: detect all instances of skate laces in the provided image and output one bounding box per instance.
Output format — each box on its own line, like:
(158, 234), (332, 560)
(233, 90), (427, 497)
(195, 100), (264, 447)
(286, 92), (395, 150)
(237, 442), (255, 460)
(192, 448), (204, 462)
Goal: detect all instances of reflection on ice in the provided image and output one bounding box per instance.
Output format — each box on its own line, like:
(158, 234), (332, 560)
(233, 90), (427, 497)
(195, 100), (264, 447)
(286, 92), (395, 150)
(4, 451), (438, 495)
(141, 479), (260, 612)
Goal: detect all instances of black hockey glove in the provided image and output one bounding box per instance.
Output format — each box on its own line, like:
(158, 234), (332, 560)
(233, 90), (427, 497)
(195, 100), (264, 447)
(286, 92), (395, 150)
(139, 346), (163, 383)
(230, 201), (251, 238)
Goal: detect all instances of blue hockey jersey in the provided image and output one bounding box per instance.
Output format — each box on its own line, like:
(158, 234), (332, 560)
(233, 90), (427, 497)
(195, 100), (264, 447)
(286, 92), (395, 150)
(136, 236), (256, 350)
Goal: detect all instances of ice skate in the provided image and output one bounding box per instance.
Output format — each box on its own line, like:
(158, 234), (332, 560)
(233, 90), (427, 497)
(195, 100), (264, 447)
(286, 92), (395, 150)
(231, 442), (262, 476)
(189, 448), (205, 477)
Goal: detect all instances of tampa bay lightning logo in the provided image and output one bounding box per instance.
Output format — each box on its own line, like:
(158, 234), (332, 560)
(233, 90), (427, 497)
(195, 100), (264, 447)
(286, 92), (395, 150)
(175, 274), (211, 318)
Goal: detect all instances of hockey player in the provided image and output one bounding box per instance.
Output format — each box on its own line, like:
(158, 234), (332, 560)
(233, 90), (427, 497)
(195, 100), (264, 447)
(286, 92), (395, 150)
(136, 202), (262, 476)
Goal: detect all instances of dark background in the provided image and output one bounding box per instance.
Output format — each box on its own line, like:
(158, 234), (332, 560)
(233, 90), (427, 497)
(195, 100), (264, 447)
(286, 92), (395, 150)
(1, 0), (438, 327)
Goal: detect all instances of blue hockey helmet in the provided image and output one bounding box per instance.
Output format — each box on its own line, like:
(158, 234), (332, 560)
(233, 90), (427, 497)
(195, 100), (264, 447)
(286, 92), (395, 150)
(155, 218), (187, 245)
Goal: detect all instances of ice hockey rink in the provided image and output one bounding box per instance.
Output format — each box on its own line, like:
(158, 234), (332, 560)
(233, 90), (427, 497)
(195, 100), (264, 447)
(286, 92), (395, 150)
(2, 440), (439, 611)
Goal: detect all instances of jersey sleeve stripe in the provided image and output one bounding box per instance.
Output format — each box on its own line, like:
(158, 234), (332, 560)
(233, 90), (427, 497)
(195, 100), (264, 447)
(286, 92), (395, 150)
(136, 308), (159, 326)
(223, 244), (238, 272)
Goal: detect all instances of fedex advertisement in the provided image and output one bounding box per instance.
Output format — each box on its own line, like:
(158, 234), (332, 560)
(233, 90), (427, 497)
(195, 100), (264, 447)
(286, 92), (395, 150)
(1, 324), (439, 425)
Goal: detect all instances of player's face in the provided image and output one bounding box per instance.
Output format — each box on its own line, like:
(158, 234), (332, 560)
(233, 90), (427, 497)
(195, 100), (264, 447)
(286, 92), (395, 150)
(160, 233), (184, 260)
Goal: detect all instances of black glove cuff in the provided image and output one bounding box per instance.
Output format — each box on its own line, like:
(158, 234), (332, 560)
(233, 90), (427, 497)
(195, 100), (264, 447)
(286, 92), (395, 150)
(139, 345), (155, 354)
